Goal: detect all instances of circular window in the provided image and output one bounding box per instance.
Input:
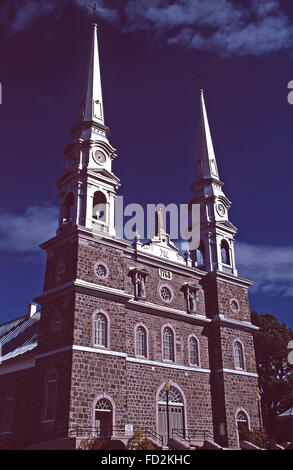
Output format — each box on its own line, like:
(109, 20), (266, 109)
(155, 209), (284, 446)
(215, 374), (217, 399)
(160, 286), (172, 303)
(230, 299), (239, 312)
(95, 262), (108, 279)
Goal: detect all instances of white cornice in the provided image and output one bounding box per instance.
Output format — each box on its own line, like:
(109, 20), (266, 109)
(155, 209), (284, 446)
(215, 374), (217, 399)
(74, 278), (132, 300)
(212, 315), (259, 331)
(127, 298), (211, 325)
(215, 270), (253, 288)
(216, 368), (258, 378)
(126, 356), (210, 374)
(38, 345), (210, 373)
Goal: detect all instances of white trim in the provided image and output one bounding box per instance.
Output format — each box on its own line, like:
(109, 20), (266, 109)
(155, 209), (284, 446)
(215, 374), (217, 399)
(73, 345), (127, 358)
(126, 356), (210, 373)
(161, 323), (176, 363)
(156, 381), (188, 444)
(235, 407), (251, 448)
(92, 393), (116, 437)
(75, 278), (132, 299)
(0, 344), (211, 376)
(92, 309), (110, 349)
(215, 270), (253, 287)
(213, 314), (259, 331)
(134, 322), (149, 359)
(188, 334), (201, 367)
(233, 338), (246, 371)
(216, 368), (258, 378)
(127, 299), (211, 324)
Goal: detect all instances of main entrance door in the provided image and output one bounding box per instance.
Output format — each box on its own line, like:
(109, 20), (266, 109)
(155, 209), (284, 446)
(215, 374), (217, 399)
(94, 398), (113, 437)
(158, 386), (184, 445)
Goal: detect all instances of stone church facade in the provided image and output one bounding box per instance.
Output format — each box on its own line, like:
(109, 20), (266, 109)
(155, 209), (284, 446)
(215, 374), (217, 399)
(0, 23), (261, 450)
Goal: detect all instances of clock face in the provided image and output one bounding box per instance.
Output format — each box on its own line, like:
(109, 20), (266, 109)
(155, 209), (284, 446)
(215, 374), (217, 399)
(94, 150), (106, 165)
(216, 203), (225, 216)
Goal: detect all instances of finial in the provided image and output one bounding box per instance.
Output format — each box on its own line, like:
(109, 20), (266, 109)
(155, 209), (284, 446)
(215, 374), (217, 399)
(156, 208), (165, 238)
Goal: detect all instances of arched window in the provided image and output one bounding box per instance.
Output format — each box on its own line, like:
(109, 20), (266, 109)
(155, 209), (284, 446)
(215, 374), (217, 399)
(94, 398), (113, 438)
(163, 327), (175, 362)
(236, 410), (249, 443)
(221, 240), (230, 265)
(94, 314), (107, 347)
(196, 241), (205, 266)
(189, 337), (199, 366)
(234, 341), (245, 370)
(136, 326), (147, 357)
(93, 191), (107, 221)
(1, 390), (15, 433)
(62, 192), (74, 223)
(158, 384), (185, 446)
(43, 372), (57, 422)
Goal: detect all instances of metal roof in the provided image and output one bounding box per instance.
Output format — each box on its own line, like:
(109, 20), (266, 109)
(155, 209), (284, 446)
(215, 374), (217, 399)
(279, 407), (293, 418)
(0, 312), (40, 362)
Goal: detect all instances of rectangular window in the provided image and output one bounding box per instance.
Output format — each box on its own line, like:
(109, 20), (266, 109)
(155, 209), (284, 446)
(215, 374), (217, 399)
(44, 379), (57, 421)
(1, 397), (15, 433)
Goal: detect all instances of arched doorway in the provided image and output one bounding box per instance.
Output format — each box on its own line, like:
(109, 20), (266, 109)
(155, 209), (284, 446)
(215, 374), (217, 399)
(157, 385), (185, 445)
(236, 410), (249, 445)
(94, 398), (113, 438)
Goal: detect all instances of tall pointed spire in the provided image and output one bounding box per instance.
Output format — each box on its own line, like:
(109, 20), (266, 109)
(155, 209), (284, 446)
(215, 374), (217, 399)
(195, 88), (220, 181)
(79, 23), (105, 126)
(190, 87), (238, 276)
(59, 22), (119, 238)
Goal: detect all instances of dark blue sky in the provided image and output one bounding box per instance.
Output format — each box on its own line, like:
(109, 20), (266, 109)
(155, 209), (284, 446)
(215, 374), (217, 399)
(0, 0), (292, 326)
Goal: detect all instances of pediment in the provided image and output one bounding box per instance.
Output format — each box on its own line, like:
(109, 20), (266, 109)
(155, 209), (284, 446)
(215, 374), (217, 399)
(217, 220), (237, 232)
(90, 168), (120, 183)
(139, 232), (185, 265)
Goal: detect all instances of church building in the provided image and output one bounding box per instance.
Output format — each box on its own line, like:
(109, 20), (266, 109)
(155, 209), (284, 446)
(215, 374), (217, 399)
(0, 23), (261, 450)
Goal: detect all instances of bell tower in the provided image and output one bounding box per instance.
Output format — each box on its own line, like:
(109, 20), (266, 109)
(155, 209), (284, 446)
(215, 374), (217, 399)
(190, 88), (237, 275)
(57, 23), (119, 237)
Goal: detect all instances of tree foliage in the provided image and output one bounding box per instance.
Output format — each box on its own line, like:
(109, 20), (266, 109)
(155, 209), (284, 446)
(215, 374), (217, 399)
(127, 430), (158, 450)
(251, 311), (293, 436)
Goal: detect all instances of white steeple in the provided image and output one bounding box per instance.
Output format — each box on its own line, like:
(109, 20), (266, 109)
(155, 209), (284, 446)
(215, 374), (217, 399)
(56, 22), (119, 238)
(190, 88), (238, 276)
(80, 23), (104, 126)
(195, 89), (219, 181)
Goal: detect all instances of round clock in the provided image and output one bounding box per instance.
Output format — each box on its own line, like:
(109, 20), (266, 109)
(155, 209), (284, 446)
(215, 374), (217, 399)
(94, 150), (106, 165)
(216, 203), (225, 217)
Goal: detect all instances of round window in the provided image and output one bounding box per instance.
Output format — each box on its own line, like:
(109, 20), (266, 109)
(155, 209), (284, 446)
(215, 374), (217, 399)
(160, 286), (172, 302)
(230, 299), (239, 312)
(95, 263), (108, 279)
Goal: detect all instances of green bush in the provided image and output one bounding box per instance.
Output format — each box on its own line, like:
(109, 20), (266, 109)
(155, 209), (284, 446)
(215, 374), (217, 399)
(239, 426), (278, 450)
(78, 437), (127, 450)
(127, 430), (158, 450)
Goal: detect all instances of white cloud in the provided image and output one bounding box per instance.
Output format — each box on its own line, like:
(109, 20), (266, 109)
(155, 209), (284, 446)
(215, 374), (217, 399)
(0, 0), (118, 32)
(0, 205), (58, 253)
(236, 242), (293, 298)
(1, 0), (293, 57)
